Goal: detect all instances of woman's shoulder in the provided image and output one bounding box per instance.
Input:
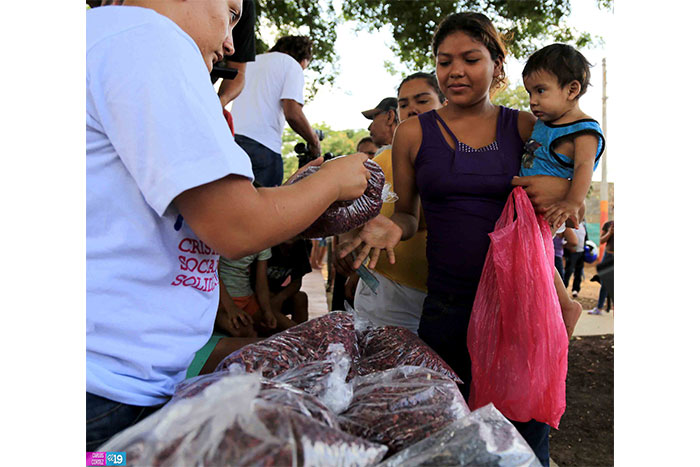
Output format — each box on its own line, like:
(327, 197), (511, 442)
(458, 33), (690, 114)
(394, 114), (426, 158)
(514, 108), (536, 142)
(395, 114), (424, 139)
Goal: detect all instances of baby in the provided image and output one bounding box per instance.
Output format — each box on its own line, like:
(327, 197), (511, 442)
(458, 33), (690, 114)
(521, 43), (606, 338)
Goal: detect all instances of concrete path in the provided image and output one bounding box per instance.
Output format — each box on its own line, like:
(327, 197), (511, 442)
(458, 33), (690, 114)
(300, 268), (330, 321)
(302, 267), (614, 336)
(573, 306), (614, 336)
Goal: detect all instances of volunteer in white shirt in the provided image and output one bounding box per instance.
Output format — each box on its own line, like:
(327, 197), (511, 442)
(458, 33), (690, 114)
(86, 0), (370, 450)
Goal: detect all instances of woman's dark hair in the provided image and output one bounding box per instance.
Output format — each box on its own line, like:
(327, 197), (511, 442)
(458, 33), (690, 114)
(522, 43), (593, 98)
(269, 35), (313, 64)
(431, 12), (508, 92)
(398, 72), (447, 103)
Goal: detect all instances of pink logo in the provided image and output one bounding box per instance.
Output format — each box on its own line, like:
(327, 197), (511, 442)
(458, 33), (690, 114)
(86, 452), (106, 466)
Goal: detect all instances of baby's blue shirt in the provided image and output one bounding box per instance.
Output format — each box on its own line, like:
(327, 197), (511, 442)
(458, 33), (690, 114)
(520, 119), (605, 178)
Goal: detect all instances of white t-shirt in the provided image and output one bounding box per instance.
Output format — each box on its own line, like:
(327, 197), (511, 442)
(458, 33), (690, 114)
(573, 223), (587, 253)
(230, 52), (305, 153)
(86, 6), (254, 406)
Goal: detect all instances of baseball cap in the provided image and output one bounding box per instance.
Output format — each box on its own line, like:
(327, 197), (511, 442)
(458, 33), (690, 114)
(361, 97), (398, 119)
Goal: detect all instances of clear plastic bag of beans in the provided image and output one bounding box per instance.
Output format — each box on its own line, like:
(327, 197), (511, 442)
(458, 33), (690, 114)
(338, 366), (469, 455)
(378, 403), (540, 467)
(215, 311), (360, 380)
(357, 325), (463, 384)
(101, 372), (388, 467)
(173, 371), (340, 429)
(273, 343), (353, 414)
(259, 379), (341, 430)
(288, 158), (396, 238)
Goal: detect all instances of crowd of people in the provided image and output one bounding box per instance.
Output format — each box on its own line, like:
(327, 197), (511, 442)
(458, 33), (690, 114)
(86, 1), (610, 464)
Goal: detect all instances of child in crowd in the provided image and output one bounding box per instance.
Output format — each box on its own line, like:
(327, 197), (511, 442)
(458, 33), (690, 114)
(187, 241), (307, 379)
(356, 136), (379, 159)
(261, 237), (312, 324)
(309, 237), (328, 270)
(520, 43), (606, 338)
(218, 248), (297, 338)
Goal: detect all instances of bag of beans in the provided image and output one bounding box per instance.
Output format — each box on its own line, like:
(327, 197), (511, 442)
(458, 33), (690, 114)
(357, 325), (462, 384)
(173, 371), (340, 429)
(378, 403), (540, 467)
(288, 158), (396, 238)
(273, 343), (353, 414)
(101, 372), (388, 466)
(339, 366), (469, 455)
(215, 311), (360, 379)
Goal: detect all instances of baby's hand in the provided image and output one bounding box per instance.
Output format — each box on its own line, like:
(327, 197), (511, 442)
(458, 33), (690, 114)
(544, 200), (580, 230)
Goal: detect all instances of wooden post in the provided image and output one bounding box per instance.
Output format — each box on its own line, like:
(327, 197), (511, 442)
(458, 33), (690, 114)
(599, 58), (608, 259)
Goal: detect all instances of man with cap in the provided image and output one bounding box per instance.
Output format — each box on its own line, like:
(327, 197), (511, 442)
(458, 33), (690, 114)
(362, 97), (399, 153)
(331, 95), (426, 334)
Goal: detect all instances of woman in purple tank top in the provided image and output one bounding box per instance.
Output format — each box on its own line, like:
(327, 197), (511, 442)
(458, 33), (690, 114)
(340, 13), (573, 466)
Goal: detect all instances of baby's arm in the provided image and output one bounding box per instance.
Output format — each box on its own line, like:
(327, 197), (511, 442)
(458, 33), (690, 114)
(544, 134), (599, 228)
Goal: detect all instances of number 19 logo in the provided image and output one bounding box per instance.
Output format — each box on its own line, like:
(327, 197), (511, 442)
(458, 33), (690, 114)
(106, 452), (126, 466)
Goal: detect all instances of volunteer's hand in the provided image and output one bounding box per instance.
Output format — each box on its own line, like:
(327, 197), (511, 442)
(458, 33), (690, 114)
(319, 153), (371, 201)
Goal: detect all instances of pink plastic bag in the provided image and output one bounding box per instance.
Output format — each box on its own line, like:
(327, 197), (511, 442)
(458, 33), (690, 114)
(467, 186), (568, 429)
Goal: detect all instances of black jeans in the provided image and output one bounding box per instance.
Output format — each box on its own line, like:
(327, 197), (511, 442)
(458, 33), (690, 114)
(563, 251), (584, 292)
(596, 252), (614, 308)
(418, 292), (551, 466)
(86, 392), (164, 452)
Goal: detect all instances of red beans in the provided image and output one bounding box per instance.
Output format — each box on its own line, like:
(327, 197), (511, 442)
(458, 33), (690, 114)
(357, 326), (463, 383)
(289, 159), (386, 238)
(338, 366), (469, 455)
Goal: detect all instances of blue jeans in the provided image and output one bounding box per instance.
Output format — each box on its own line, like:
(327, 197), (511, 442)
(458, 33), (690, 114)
(418, 292), (550, 466)
(554, 255), (565, 279)
(234, 134), (283, 187)
(86, 392), (164, 452)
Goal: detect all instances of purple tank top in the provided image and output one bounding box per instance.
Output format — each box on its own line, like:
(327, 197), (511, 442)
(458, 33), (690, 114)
(415, 107), (524, 296)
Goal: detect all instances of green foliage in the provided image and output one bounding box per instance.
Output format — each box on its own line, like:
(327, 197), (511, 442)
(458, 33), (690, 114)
(342, 0), (608, 68)
(255, 1), (610, 96)
(492, 84), (530, 111)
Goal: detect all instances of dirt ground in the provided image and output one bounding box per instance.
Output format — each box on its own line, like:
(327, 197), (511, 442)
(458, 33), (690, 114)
(549, 263), (614, 467)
